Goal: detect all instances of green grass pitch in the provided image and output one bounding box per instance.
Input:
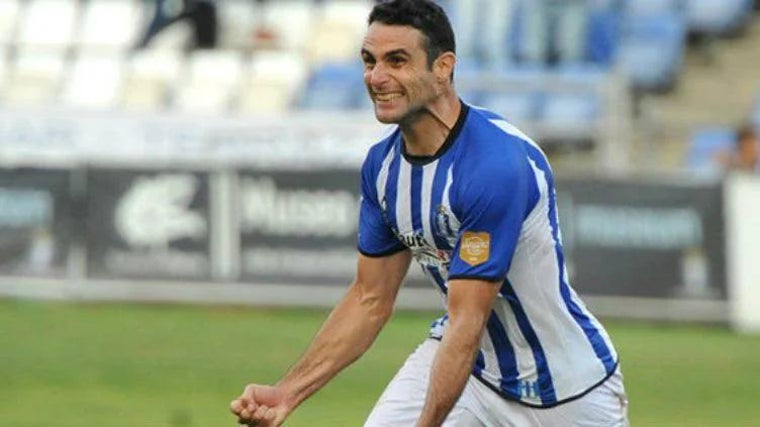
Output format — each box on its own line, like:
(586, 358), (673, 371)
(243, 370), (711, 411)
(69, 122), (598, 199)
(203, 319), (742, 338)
(1, 298), (759, 426)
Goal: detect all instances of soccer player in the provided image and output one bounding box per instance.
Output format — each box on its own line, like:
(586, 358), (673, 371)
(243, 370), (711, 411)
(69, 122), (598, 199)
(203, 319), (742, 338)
(230, 1), (628, 426)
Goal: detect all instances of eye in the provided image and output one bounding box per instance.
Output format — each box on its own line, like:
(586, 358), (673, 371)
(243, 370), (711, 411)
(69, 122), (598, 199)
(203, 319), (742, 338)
(362, 55), (376, 70)
(387, 56), (405, 67)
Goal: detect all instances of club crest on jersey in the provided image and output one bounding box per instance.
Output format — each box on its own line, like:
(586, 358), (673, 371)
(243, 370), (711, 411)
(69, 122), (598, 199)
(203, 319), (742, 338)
(460, 231), (490, 266)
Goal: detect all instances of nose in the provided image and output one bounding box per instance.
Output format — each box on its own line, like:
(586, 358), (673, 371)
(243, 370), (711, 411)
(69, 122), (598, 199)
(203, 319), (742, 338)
(366, 63), (389, 89)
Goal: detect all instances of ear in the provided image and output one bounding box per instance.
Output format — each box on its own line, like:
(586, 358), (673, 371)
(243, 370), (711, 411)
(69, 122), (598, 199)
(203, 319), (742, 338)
(434, 52), (456, 83)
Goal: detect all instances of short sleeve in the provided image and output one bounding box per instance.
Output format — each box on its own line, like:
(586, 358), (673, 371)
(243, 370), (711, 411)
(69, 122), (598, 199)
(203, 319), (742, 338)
(357, 152), (406, 257)
(447, 151), (532, 281)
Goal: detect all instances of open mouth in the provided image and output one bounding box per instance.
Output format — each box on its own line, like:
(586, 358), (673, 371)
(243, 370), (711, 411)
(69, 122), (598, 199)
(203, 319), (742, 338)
(374, 92), (403, 102)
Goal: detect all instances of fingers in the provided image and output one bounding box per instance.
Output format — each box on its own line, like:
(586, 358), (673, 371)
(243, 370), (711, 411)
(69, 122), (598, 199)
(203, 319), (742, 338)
(231, 398), (276, 427)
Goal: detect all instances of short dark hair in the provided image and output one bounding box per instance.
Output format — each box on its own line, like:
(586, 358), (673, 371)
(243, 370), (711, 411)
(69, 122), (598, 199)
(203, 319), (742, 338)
(368, 0), (456, 69)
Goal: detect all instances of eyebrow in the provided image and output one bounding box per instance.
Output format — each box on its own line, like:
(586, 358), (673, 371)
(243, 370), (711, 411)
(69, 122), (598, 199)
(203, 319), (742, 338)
(361, 48), (411, 61)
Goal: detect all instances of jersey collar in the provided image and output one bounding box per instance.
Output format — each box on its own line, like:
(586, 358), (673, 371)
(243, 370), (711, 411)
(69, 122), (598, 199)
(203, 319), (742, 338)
(401, 100), (469, 165)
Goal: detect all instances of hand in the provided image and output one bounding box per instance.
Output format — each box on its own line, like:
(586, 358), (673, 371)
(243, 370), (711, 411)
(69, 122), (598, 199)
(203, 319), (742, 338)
(230, 384), (289, 427)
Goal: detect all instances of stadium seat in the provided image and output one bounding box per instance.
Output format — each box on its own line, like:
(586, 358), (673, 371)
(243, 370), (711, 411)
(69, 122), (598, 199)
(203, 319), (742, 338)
(448, 0), (517, 70)
(622, 0), (682, 16)
(61, 53), (125, 110)
(239, 51), (308, 114)
(685, 126), (736, 174)
(262, 0), (316, 52)
(0, 0), (21, 47)
(216, 0), (259, 50)
(4, 49), (67, 106)
(298, 61), (365, 110)
(584, 4), (621, 66)
(479, 91), (542, 124)
(122, 49), (183, 111)
(684, 0), (753, 36)
(75, 0), (144, 52)
(541, 64), (606, 128)
(615, 12), (686, 92)
(16, 0), (79, 51)
(465, 65), (547, 124)
(305, 1), (372, 65)
(173, 50), (245, 113)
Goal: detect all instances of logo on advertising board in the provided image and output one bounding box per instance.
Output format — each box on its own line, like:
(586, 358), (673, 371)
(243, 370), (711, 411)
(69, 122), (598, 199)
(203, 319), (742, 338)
(238, 170), (361, 284)
(87, 170), (211, 280)
(115, 174), (206, 248)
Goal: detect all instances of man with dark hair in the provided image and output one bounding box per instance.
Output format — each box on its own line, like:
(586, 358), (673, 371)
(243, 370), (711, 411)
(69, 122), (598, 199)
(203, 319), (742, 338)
(230, 1), (628, 425)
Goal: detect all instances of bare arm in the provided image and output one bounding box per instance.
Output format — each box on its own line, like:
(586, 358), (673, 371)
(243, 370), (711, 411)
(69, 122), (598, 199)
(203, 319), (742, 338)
(417, 278), (501, 427)
(277, 250), (411, 409)
(230, 250), (412, 426)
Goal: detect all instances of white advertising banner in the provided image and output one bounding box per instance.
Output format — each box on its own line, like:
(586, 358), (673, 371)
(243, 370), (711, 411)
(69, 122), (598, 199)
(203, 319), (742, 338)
(0, 108), (387, 169)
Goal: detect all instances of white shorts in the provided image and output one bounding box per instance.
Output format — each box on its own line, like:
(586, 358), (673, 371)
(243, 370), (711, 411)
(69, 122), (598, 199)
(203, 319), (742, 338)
(365, 339), (628, 427)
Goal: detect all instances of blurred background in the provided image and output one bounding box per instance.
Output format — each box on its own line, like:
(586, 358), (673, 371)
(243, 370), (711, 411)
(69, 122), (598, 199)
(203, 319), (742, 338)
(1, 0), (760, 426)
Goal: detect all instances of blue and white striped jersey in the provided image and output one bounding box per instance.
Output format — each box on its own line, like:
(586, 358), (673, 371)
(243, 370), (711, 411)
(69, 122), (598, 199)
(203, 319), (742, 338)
(358, 102), (619, 407)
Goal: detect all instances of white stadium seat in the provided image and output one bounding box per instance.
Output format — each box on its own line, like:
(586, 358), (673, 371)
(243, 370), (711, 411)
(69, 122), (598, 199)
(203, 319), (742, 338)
(216, 0), (259, 50)
(61, 53), (125, 110)
(0, 0), (22, 47)
(5, 49), (67, 106)
(263, 0), (316, 52)
(173, 49), (244, 113)
(305, 0), (372, 64)
(17, 0), (79, 50)
(76, 0), (144, 52)
(122, 49), (184, 111)
(239, 51), (308, 114)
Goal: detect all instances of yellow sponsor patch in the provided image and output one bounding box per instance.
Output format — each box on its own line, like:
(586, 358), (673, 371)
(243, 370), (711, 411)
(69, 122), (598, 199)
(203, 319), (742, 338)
(459, 231), (490, 266)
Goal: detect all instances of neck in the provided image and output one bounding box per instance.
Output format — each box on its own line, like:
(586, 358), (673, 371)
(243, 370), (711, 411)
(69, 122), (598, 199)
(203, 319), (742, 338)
(400, 92), (461, 157)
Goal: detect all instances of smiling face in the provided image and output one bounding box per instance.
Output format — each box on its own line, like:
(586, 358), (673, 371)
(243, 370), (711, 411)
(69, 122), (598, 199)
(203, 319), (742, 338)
(361, 23), (443, 125)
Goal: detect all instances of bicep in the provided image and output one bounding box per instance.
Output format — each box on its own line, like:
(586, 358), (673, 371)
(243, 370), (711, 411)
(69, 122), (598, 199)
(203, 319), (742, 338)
(446, 279), (501, 330)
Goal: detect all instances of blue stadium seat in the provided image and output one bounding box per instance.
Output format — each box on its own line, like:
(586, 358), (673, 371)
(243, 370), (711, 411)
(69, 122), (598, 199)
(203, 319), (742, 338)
(615, 12), (687, 92)
(479, 91), (542, 124)
(584, 5), (622, 66)
(470, 65), (546, 122)
(298, 61), (365, 110)
(541, 92), (600, 126)
(623, 0), (682, 16)
(684, 0), (753, 36)
(685, 126), (736, 173)
(541, 64), (606, 128)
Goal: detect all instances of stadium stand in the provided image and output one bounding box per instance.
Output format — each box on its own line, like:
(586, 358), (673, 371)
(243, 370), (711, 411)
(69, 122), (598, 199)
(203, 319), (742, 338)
(61, 52), (125, 110)
(0, 0), (756, 173)
(174, 49), (245, 113)
(0, 0), (20, 48)
(239, 51), (308, 114)
(122, 48), (182, 111)
(297, 60), (365, 110)
(616, 9), (687, 92)
(685, 0), (754, 36)
(76, 0), (143, 53)
(17, 0), (79, 51)
(4, 49), (67, 106)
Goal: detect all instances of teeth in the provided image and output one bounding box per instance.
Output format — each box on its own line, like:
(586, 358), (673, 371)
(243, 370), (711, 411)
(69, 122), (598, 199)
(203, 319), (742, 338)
(375, 93), (401, 102)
